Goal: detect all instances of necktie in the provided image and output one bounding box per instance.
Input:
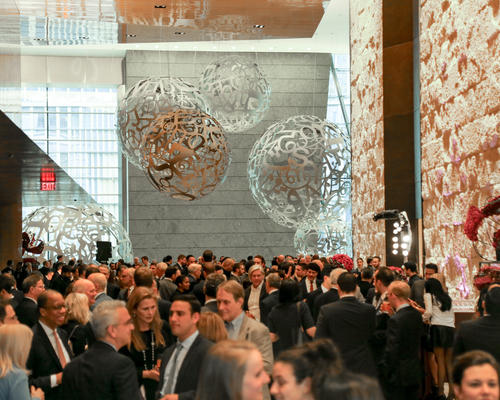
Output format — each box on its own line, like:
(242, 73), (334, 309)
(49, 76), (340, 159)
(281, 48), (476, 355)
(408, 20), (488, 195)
(309, 280), (314, 292)
(162, 343), (182, 395)
(226, 321), (235, 339)
(53, 329), (67, 368)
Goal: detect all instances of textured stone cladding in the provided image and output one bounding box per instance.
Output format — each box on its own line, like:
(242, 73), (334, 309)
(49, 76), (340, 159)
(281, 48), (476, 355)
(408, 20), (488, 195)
(420, 0), (500, 310)
(126, 51), (331, 262)
(350, 0), (386, 262)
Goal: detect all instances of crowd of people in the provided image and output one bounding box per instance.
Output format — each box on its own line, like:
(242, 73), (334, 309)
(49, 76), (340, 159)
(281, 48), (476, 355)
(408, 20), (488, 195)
(0, 251), (499, 400)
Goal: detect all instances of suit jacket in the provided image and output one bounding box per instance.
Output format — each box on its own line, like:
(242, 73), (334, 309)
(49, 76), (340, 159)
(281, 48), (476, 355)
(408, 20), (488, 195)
(61, 340), (141, 400)
(192, 280), (205, 305)
(410, 279), (426, 308)
(92, 292), (113, 310)
(313, 288), (339, 322)
(107, 282), (121, 299)
(159, 279), (177, 301)
(200, 299), (218, 313)
(237, 315), (274, 375)
(261, 290), (279, 327)
(381, 305), (423, 387)
(15, 297), (38, 327)
(243, 285), (268, 321)
(156, 333), (213, 400)
(453, 315), (500, 361)
(316, 296), (377, 376)
(27, 322), (73, 400)
(158, 298), (171, 321)
(299, 278), (322, 300)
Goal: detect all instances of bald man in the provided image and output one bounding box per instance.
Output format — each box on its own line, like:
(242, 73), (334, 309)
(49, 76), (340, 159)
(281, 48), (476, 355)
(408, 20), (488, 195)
(88, 273), (112, 310)
(73, 279), (97, 308)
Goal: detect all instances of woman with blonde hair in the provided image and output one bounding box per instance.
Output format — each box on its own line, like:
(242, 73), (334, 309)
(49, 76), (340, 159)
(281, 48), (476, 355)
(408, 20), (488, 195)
(0, 324), (44, 399)
(196, 340), (270, 400)
(61, 292), (90, 356)
(197, 311), (228, 342)
(122, 286), (172, 400)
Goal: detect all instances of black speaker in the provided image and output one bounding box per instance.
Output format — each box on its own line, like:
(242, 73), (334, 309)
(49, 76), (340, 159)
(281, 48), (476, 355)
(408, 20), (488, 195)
(96, 241), (112, 262)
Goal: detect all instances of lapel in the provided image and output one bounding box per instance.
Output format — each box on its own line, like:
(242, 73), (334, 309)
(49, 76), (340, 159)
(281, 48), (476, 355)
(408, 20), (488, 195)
(36, 322), (64, 369)
(160, 344), (176, 379)
(237, 315), (249, 341)
(175, 335), (200, 385)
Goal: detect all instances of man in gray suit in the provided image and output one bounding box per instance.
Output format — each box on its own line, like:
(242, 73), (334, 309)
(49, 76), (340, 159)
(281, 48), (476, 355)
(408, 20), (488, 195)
(88, 273), (112, 311)
(217, 280), (273, 399)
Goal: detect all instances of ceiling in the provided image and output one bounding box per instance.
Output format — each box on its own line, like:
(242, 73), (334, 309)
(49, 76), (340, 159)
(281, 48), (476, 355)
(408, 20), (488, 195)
(0, 110), (95, 207)
(0, 0), (349, 55)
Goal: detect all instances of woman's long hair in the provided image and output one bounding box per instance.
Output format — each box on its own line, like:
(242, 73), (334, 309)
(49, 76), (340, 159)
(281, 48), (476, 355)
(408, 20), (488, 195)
(127, 287), (165, 351)
(425, 278), (452, 311)
(0, 324), (33, 377)
(196, 340), (257, 400)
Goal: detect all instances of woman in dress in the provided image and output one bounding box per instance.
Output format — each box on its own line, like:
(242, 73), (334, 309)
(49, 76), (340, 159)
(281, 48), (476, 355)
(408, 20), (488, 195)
(123, 287), (171, 400)
(423, 277), (455, 400)
(0, 324), (45, 400)
(267, 279), (315, 356)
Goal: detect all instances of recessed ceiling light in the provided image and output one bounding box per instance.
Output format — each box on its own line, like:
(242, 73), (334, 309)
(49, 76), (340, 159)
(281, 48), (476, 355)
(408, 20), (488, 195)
(127, 34), (136, 38)
(253, 24), (265, 29)
(154, 5), (166, 8)
(79, 36), (89, 40)
(33, 38), (45, 41)
(174, 31), (185, 35)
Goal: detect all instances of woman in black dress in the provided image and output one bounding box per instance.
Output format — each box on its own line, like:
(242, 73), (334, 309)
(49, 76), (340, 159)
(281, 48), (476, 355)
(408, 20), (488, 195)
(122, 287), (172, 400)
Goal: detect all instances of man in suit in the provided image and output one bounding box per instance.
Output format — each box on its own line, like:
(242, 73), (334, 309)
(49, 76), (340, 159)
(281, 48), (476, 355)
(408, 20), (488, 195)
(160, 267), (180, 301)
(217, 280), (273, 396)
(381, 281), (423, 400)
(88, 272), (112, 310)
(27, 290), (73, 400)
(16, 273), (45, 327)
(61, 299), (140, 400)
(200, 273), (225, 313)
(299, 263), (322, 300)
(73, 278), (97, 309)
(134, 267), (171, 320)
(316, 272), (377, 376)
(454, 285), (500, 361)
(157, 295), (212, 400)
(98, 265), (120, 299)
(117, 266), (134, 301)
(243, 265), (268, 322)
(312, 268), (343, 322)
(261, 273), (280, 327)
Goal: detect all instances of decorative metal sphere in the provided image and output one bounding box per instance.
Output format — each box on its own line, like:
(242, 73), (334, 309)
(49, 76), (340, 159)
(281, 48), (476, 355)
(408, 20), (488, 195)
(294, 218), (352, 257)
(118, 77), (210, 167)
(248, 115), (351, 228)
(22, 204), (133, 263)
(199, 56), (271, 133)
(140, 108), (231, 201)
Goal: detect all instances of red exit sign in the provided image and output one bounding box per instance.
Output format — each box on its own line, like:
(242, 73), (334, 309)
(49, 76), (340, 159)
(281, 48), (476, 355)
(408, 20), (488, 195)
(40, 167), (56, 191)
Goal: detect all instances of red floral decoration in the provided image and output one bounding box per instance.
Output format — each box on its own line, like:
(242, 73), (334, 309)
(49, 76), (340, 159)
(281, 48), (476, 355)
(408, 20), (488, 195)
(331, 254), (354, 271)
(493, 229), (500, 249)
(464, 205), (484, 242)
(473, 264), (500, 291)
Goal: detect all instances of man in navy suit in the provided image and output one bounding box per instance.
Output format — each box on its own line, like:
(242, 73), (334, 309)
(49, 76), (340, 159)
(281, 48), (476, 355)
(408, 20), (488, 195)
(316, 272), (377, 376)
(16, 273), (45, 327)
(27, 290), (73, 400)
(61, 299), (141, 400)
(381, 281), (423, 400)
(261, 273), (280, 327)
(157, 295), (212, 400)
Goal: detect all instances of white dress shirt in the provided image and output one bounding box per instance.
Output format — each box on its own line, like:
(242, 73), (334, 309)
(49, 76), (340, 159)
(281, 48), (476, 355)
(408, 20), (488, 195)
(39, 320), (71, 388)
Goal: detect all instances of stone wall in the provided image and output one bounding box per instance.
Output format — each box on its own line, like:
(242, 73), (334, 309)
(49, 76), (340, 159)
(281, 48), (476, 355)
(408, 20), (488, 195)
(420, 0), (500, 310)
(126, 51), (331, 262)
(350, 1), (386, 263)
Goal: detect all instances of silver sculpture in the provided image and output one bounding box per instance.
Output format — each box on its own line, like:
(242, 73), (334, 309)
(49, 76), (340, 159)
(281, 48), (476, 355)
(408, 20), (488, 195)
(294, 218), (352, 257)
(22, 204), (133, 263)
(118, 77), (210, 167)
(248, 115), (351, 228)
(199, 56), (271, 133)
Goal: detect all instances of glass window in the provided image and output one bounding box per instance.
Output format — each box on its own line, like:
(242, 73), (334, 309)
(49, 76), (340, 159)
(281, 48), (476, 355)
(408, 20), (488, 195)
(0, 85), (121, 221)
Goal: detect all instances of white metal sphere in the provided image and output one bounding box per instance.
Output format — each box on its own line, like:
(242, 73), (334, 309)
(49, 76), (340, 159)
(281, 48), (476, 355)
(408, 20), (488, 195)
(199, 56), (271, 133)
(118, 77), (210, 167)
(248, 115), (351, 228)
(22, 204), (133, 263)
